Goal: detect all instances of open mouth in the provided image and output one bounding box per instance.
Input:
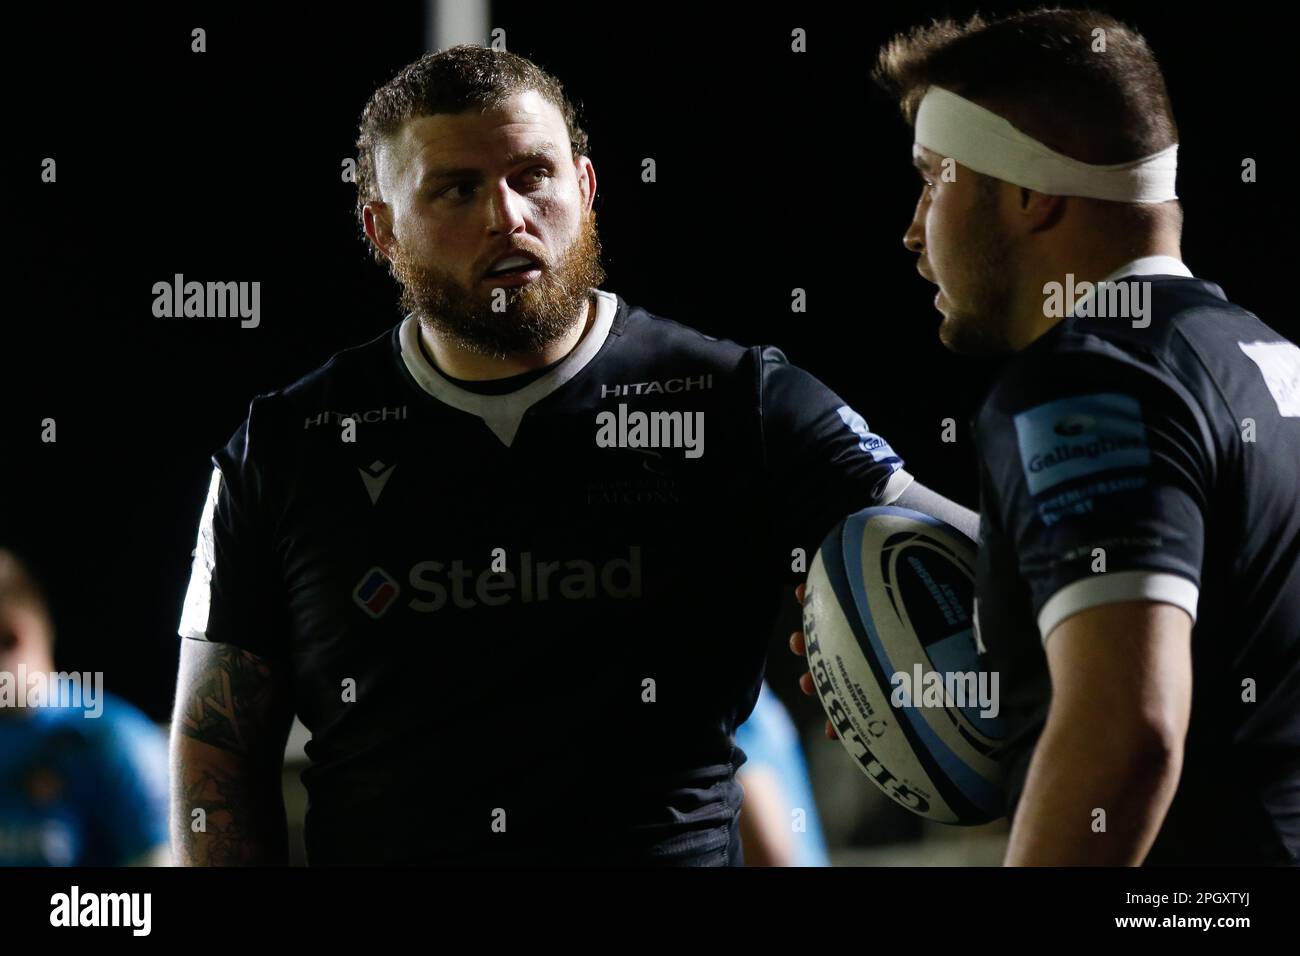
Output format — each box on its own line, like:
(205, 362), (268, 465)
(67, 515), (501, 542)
(485, 254), (542, 277)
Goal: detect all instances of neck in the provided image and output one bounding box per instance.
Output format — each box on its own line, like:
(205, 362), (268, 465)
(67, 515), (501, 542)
(1012, 230), (1181, 349)
(420, 295), (594, 381)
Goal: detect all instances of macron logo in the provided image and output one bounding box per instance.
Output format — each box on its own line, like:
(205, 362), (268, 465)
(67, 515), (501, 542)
(359, 460), (396, 504)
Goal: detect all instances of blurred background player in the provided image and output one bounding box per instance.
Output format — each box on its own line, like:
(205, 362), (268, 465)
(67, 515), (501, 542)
(0, 548), (170, 866)
(735, 680), (828, 867)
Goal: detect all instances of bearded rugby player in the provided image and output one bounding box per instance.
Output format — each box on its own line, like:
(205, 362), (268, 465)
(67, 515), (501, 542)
(169, 44), (975, 865)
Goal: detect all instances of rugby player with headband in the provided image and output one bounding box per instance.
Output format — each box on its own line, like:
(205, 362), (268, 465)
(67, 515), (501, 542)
(792, 8), (1300, 866)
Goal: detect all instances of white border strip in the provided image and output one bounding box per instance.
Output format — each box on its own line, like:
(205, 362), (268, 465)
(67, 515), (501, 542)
(1038, 570), (1199, 642)
(879, 468), (914, 505)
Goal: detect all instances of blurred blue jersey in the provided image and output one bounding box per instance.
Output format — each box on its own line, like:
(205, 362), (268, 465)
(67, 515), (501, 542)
(735, 681), (829, 866)
(0, 690), (168, 865)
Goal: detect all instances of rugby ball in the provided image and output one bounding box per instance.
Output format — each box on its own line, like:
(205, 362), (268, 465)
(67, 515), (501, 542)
(803, 505), (1006, 824)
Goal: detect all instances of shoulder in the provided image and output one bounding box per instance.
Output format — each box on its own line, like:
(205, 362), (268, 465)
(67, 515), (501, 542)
(617, 297), (839, 414)
(263, 322), (402, 424)
(220, 322), (405, 461)
(616, 294), (757, 374)
(981, 284), (1208, 427)
(982, 276), (1279, 435)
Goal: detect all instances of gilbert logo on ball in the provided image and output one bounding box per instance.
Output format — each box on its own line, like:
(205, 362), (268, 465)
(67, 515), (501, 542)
(803, 506), (1006, 824)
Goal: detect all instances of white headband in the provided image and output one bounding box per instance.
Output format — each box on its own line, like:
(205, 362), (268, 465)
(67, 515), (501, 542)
(913, 86), (1178, 203)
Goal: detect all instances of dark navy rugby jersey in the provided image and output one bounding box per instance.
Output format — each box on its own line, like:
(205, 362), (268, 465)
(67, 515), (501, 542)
(178, 288), (911, 864)
(974, 260), (1300, 864)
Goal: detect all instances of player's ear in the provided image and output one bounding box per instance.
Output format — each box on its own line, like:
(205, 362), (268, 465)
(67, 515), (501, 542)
(1018, 187), (1066, 234)
(574, 154), (596, 212)
(363, 201), (397, 260)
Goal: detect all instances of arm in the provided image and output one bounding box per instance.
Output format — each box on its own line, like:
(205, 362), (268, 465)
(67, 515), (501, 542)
(892, 479), (979, 541)
(170, 638), (295, 865)
(1004, 600), (1192, 866)
(737, 766), (796, 867)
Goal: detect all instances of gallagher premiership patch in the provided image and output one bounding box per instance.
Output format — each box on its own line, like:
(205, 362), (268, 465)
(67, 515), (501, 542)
(1013, 392), (1150, 495)
(835, 405), (900, 464)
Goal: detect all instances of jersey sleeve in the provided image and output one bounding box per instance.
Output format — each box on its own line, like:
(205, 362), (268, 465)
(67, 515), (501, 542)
(978, 346), (1212, 641)
(177, 396), (290, 662)
(756, 345), (911, 560)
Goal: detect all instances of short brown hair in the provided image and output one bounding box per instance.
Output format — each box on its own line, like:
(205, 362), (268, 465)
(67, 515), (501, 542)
(354, 45), (591, 265)
(874, 7), (1182, 236)
(873, 8), (1178, 167)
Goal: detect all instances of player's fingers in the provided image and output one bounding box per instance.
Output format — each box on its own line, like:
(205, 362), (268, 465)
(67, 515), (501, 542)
(789, 630), (806, 656)
(825, 720), (838, 740)
(799, 671), (816, 696)
(795, 582), (805, 605)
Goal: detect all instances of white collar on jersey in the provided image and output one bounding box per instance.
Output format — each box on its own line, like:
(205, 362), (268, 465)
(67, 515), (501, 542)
(1065, 255), (1194, 320)
(1100, 255), (1193, 282)
(398, 287), (617, 447)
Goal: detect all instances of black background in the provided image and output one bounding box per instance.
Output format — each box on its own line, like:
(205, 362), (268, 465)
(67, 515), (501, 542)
(1, 0), (1291, 722)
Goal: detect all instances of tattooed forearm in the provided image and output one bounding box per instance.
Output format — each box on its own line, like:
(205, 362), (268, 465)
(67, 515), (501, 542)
(176, 641), (277, 755)
(170, 639), (292, 865)
(174, 753), (287, 865)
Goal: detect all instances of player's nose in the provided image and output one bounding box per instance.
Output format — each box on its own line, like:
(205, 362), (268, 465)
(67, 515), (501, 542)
(485, 180), (528, 235)
(903, 209), (925, 254)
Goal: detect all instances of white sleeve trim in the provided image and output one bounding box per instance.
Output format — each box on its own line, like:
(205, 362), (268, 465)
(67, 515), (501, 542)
(1037, 570), (1199, 643)
(879, 468), (915, 505)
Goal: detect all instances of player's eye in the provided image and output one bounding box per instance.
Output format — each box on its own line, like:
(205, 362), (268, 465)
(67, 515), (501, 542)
(439, 182), (476, 201)
(521, 166), (550, 186)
